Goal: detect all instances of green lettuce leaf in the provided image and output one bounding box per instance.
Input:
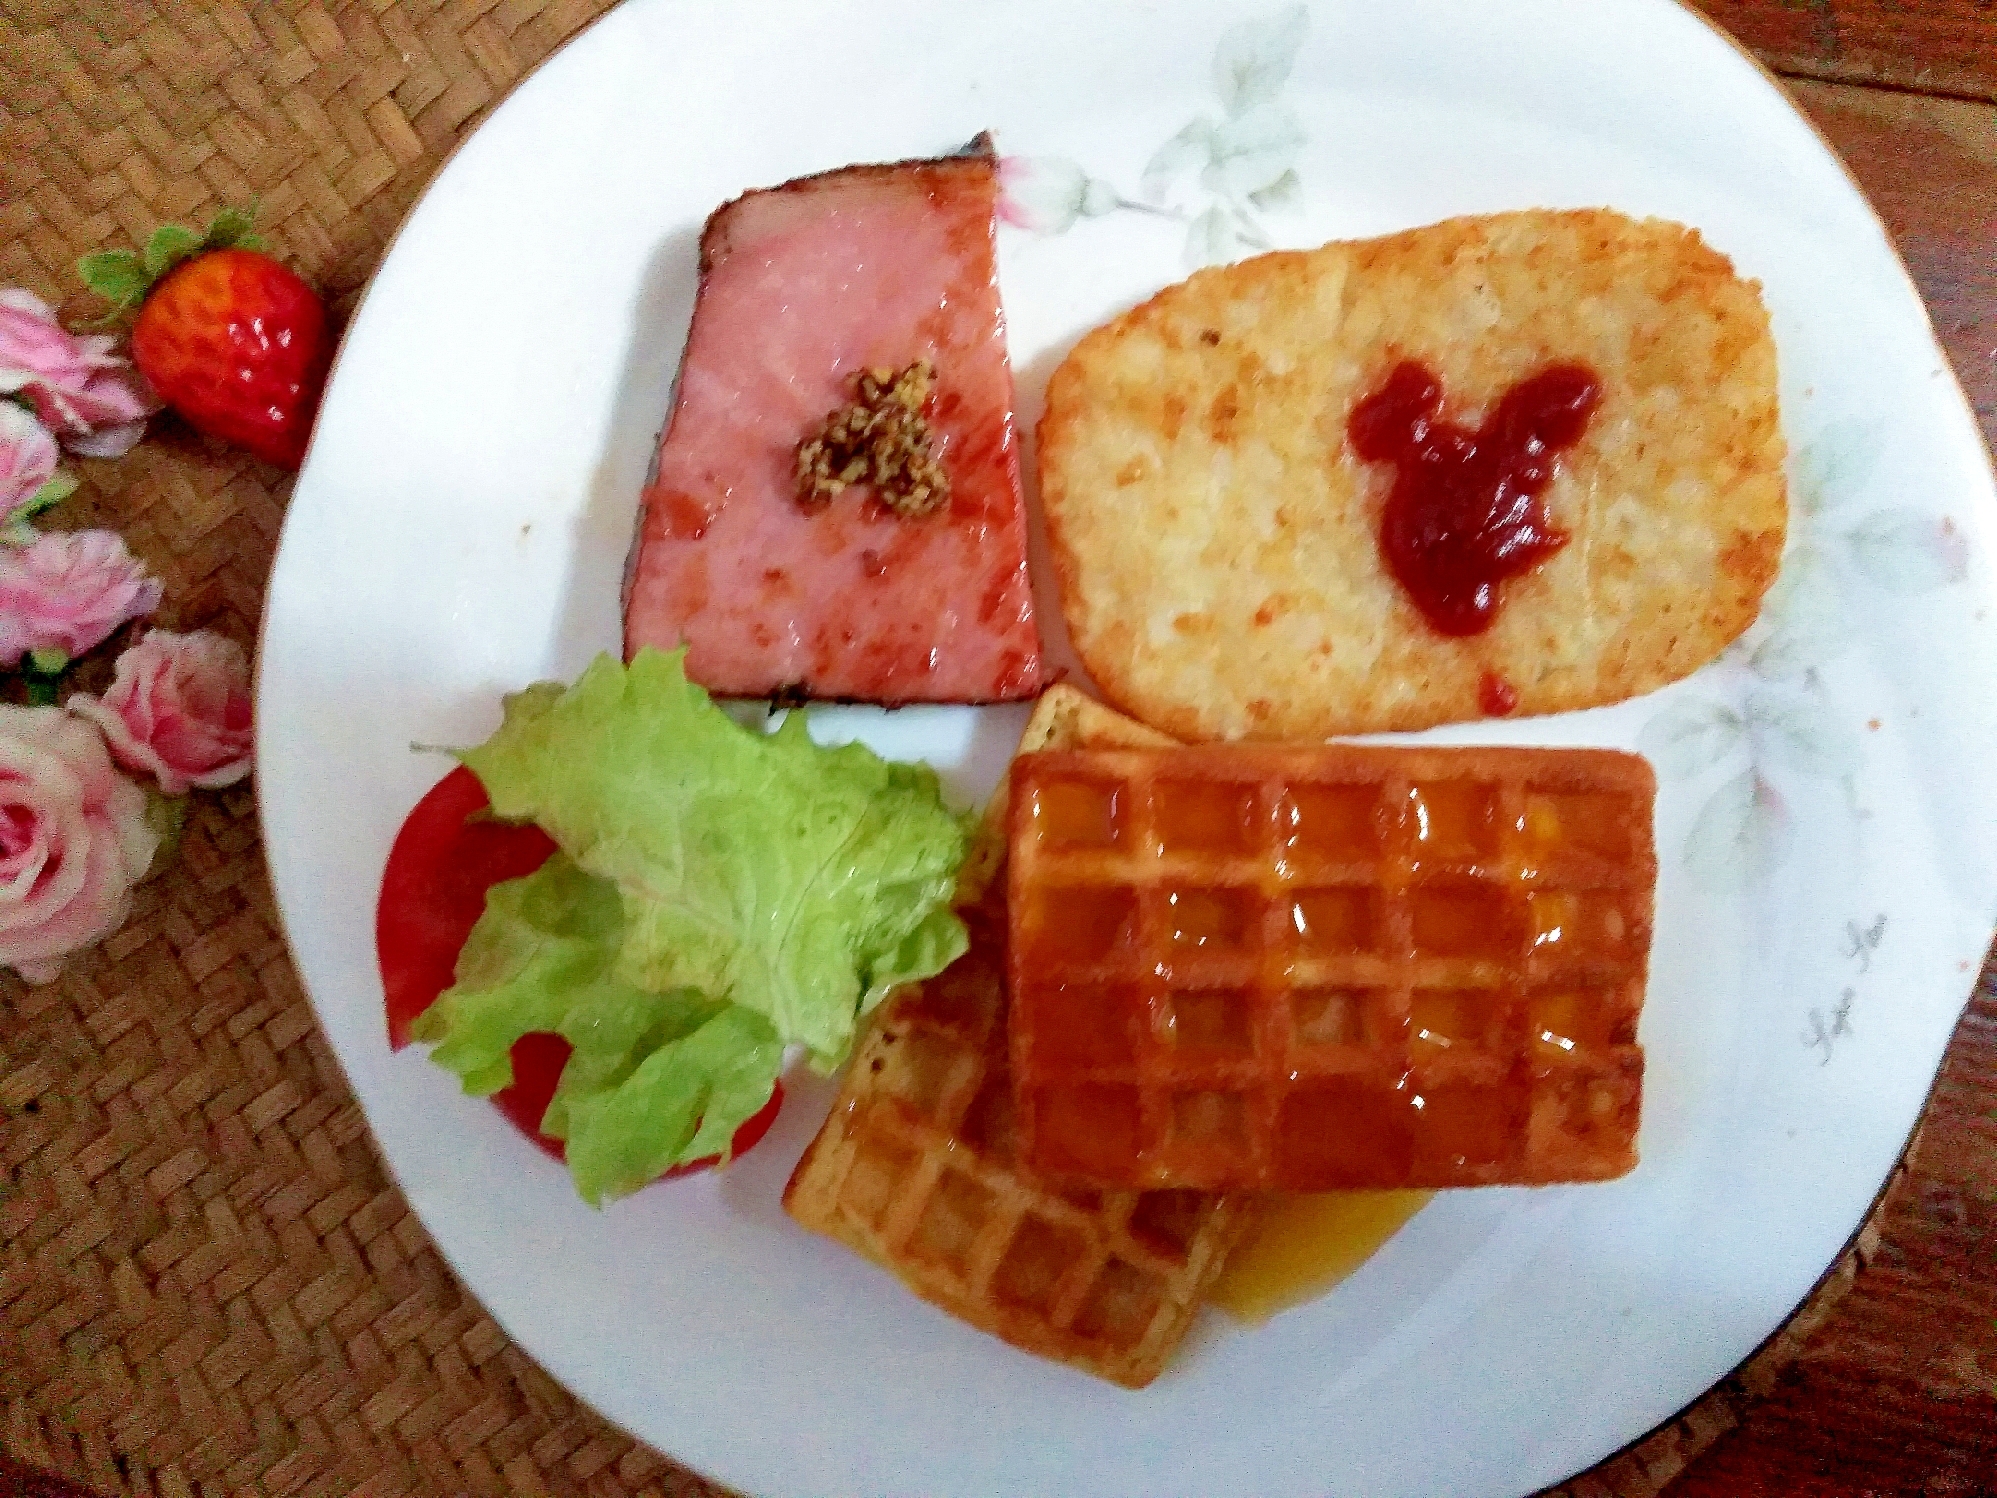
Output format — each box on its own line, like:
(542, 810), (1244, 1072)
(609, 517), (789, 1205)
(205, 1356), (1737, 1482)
(461, 648), (969, 1068)
(411, 855), (636, 1094)
(413, 648), (971, 1205)
(541, 982), (723, 1143)
(411, 853), (780, 1204)
(561, 1003), (782, 1204)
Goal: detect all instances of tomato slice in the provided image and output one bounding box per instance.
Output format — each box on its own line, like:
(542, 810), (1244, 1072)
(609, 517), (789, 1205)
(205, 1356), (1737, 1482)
(491, 1032), (573, 1161)
(375, 764), (781, 1176)
(378, 765), (557, 1049)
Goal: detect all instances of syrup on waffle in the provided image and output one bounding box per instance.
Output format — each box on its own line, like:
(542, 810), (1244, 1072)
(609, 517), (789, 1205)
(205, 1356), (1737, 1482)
(783, 687), (1254, 1388)
(1008, 744), (1655, 1191)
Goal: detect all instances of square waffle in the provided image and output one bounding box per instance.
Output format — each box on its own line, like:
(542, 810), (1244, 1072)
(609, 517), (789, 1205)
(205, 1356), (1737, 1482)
(783, 687), (1255, 1388)
(1008, 744), (1656, 1191)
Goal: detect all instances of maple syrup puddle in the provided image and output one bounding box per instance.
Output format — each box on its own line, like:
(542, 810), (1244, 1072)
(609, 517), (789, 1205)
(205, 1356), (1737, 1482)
(1208, 1190), (1434, 1322)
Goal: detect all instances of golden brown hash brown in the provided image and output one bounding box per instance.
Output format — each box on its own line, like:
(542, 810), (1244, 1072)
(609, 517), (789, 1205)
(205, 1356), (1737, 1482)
(1037, 209), (1787, 740)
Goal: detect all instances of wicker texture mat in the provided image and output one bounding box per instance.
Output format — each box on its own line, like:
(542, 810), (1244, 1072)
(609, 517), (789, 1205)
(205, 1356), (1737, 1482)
(0, 5), (1914, 1496)
(0, 4), (715, 1495)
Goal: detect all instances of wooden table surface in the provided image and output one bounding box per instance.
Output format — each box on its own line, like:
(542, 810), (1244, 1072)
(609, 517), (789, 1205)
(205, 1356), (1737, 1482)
(0, 4), (1991, 1498)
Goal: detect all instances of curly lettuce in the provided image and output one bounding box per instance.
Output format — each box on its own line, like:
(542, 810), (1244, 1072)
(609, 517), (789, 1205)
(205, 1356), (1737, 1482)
(411, 648), (969, 1203)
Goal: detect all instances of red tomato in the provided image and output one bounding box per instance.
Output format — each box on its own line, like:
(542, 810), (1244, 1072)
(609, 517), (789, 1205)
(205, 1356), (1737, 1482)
(491, 1031), (573, 1161)
(378, 765), (558, 1049)
(375, 764), (781, 1175)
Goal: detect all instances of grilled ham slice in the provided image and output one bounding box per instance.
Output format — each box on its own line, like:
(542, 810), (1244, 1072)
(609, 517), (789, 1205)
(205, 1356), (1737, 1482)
(624, 136), (1044, 704)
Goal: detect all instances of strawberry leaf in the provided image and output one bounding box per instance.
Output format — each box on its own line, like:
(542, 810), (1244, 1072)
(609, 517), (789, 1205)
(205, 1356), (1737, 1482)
(78, 203), (266, 316)
(143, 223), (203, 279)
(76, 249), (150, 312)
(204, 204), (261, 252)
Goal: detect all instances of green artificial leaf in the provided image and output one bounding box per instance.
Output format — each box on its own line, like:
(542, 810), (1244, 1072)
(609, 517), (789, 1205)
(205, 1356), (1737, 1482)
(76, 249), (150, 312)
(77, 204), (263, 316)
(141, 792), (188, 880)
(203, 203), (260, 251)
(142, 223), (202, 279)
(6, 469), (78, 529)
(461, 648), (970, 1072)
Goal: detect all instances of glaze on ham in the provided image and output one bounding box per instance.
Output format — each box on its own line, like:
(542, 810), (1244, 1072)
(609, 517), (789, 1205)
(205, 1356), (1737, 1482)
(623, 136), (1044, 704)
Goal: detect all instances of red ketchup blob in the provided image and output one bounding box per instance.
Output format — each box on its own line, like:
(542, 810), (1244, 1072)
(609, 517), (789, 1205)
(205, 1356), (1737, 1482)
(1349, 360), (1599, 636)
(1478, 671), (1520, 717)
(376, 765), (781, 1177)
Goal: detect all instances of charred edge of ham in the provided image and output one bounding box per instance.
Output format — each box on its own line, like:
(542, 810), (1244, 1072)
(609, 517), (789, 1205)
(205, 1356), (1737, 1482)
(694, 134), (995, 277)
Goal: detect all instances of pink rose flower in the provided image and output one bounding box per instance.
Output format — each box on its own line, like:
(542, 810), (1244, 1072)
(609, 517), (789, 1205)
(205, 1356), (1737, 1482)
(0, 530), (162, 668)
(0, 402), (60, 517)
(0, 288), (157, 458)
(0, 705), (158, 983)
(72, 630), (254, 795)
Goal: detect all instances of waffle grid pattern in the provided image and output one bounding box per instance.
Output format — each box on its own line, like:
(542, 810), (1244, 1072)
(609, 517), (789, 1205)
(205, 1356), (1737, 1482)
(1009, 745), (1655, 1191)
(783, 907), (1252, 1389)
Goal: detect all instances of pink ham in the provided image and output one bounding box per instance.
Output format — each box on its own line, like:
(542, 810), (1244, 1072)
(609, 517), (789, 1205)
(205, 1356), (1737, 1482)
(623, 136), (1045, 704)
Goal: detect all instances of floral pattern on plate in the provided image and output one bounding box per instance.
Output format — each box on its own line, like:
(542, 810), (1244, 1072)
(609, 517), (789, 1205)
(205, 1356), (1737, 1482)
(998, 5), (1310, 267)
(1641, 419), (1972, 896)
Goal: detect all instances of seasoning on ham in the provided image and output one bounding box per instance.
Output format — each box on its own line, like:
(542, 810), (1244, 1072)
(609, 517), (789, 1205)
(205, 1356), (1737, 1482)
(623, 135), (1045, 706)
(794, 362), (949, 517)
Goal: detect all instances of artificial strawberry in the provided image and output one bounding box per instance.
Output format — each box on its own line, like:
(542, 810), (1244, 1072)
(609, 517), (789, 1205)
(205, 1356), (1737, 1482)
(79, 208), (331, 470)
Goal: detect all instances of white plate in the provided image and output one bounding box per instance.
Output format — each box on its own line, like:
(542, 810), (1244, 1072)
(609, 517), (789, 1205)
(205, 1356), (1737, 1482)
(256, 2), (1997, 1493)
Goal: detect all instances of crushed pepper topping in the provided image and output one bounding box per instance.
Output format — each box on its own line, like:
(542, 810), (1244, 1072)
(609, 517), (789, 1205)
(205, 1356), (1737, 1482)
(794, 362), (950, 518)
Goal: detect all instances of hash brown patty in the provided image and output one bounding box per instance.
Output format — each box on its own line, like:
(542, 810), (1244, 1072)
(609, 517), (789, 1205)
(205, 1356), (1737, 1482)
(1037, 209), (1787, 740)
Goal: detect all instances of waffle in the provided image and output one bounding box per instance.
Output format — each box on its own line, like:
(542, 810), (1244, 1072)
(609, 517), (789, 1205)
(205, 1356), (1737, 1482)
(1008, 744), (1655, 1191)
(783, 687), (1253, 1388)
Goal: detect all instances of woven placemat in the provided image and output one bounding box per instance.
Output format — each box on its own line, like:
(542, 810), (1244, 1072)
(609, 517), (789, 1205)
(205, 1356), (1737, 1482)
(0, 5), (1940, 1496)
